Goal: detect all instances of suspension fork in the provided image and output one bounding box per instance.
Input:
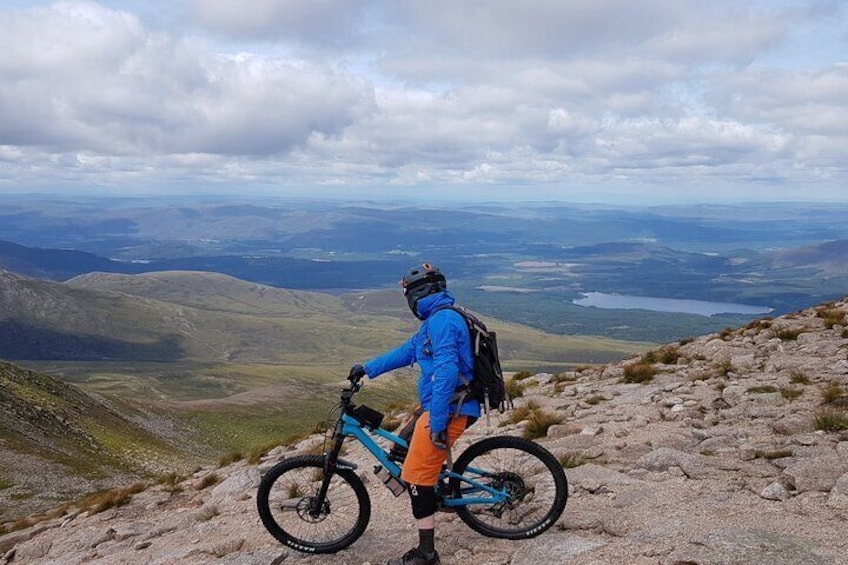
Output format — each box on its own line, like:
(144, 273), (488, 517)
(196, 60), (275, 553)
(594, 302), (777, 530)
(309, 419), (348, 517)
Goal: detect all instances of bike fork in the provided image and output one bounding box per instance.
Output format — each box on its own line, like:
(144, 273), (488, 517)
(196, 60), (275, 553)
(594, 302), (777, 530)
(310, 430), (346, 518)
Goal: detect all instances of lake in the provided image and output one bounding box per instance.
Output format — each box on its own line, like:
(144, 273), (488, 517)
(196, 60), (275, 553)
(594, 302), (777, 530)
(573, 292), (773, 317)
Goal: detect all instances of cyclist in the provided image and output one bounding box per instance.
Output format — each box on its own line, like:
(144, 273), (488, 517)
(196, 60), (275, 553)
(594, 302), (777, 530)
(350, 263), (480, 565)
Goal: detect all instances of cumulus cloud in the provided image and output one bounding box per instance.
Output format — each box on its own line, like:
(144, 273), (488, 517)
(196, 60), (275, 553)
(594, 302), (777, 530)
(0, 0), (845, 200)
(0, 1), (375, 158)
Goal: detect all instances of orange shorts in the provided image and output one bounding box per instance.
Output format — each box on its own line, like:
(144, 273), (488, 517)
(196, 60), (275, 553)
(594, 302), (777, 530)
(400, 410), (469, 487)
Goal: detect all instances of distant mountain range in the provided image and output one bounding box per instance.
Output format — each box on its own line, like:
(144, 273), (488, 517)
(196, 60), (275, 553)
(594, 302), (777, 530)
(0, 238), (400, 290)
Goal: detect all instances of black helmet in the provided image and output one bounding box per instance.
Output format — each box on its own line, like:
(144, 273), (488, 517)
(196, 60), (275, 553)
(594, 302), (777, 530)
(400, 263), (447, 318)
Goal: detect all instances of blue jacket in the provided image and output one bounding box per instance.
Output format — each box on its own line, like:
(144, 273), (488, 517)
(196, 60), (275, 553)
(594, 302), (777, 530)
(364, 290), (480, 433)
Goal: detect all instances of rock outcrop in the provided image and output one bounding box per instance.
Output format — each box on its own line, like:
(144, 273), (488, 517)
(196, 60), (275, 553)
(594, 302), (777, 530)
(2, 299), (847, 564)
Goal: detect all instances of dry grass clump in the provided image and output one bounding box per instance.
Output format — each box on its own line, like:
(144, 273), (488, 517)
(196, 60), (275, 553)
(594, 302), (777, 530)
(501, 401), (541, 426)
(621, 362), (658, 384)
(522, 410), (564, 440)
(814, 409), (848, 432)
(512, 370), (536, 381)
(196, 473), (221, 491)
(745, 318), (773, 331)
(80, 483), (147, 514)
(780, 388), (803, 401)
(218, 451), (244, 467)
(789, 370), (811, 385)
(559, 453), (587, 468)
(505, 378), (526, 399)
(747, 385), (777, 394)
(776, 328), (804, 341)
(642, 345), (681, 365)
(718, 327), (735, 340)
(157, 472), (186, 493)
(816, 306), (846, 329)
(821, 383), (848, 406)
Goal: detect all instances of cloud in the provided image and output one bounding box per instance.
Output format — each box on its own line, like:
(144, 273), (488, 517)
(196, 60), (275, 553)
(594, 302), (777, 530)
(0, 1), (375, 158)
(0, 0), (845, 201)
(188, 0), (370, 44)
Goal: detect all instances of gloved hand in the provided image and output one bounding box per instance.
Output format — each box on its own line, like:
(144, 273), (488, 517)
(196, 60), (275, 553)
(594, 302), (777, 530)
(430, 430), (448, 450)
(348, 364), (366, 383)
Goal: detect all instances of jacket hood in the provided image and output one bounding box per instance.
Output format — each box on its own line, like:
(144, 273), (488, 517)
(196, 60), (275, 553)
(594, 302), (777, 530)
(416, 290), (456, 319)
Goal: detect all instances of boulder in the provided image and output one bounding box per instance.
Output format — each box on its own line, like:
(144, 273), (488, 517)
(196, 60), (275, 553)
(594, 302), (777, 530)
(783, 454), (848, 493)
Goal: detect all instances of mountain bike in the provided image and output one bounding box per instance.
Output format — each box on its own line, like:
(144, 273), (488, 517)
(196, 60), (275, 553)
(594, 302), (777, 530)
(256, 375), (569, 554)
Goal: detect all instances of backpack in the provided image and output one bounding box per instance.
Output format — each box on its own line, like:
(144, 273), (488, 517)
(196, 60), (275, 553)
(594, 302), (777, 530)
(439, 306), (511, 421)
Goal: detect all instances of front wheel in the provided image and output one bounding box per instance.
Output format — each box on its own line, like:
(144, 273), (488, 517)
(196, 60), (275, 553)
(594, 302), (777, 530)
(257, 455), (371, 553)
(450, 436), (568, 539)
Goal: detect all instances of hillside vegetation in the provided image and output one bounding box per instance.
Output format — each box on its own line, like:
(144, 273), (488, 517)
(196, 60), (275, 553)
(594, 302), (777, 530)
(0, 361), (199, 522)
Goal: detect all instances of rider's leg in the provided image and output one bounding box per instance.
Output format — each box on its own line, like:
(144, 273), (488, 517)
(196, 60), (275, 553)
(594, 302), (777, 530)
(389, 405), (423, 461)
(388, 412), (468, 565)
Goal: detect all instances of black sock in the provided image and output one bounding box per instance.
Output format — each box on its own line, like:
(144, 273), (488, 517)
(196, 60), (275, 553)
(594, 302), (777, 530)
(418, 528), (435, 557)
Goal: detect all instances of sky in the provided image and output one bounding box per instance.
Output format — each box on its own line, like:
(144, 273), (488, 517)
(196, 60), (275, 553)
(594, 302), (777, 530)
(0, 0), (846, 203)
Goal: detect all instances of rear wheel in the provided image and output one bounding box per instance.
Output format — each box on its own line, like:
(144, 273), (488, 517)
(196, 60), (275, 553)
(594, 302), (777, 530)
(450, 436), (568, 539)
(257, 455), (370, 553)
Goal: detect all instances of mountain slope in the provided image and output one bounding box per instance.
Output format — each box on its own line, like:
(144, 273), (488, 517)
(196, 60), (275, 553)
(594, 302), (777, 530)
(66, 271), (348, 317)
(1, 297), (846, 563)
(0, 239), (130, 281)
(0, 360), (197, 521)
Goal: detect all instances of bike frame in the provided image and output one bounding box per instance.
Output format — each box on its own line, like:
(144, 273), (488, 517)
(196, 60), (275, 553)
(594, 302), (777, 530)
(320, 404), (508, 509)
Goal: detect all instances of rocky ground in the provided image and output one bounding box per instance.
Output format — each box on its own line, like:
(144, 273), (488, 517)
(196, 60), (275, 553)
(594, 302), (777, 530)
(2, 299), (848, 565)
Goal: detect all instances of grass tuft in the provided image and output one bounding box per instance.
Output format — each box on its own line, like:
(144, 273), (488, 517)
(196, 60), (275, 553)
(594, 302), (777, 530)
(747, 385), (777, 394)
(814, 410), (848, 432)
(621, 362), (657, 384)
(821, 383), (847, 405)
(80, 483), (147, 514)
(505, 378), (526, 399)
(522, 410), (563, 440)
(643, 345), (681, 364)
(196, 473), (221, 490)
(218, 451), (243, 467)
(776, 328), (804, 341)
(559, 453), (587, 468)
(816, 307), (846, 329)
(780, 388), (803, 401)
(789, 370), (811, 385)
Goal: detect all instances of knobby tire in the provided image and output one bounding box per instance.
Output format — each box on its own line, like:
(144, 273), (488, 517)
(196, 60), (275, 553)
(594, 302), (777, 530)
(450, 436), (568, 539)
(257, 455), (371, 553)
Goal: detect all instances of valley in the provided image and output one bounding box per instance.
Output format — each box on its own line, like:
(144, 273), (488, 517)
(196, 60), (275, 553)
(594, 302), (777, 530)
(2, 195), (848, 521)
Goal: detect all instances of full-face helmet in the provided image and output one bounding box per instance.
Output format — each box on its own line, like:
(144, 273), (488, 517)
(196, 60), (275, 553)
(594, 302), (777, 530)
(400, 263), (447, 318)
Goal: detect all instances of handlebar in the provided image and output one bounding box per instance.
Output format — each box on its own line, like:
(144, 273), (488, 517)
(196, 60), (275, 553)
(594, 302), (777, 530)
(341, 379), (363, 404)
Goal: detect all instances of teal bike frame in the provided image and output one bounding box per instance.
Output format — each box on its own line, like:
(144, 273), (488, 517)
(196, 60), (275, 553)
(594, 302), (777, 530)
(337, 412), (508, 508)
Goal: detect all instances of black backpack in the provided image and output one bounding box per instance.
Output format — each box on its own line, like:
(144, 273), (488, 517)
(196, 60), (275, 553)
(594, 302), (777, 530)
(439, 306), (511, 420)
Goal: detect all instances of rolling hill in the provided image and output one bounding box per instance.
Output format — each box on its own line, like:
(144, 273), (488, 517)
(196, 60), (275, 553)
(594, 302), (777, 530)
(1, 268), (652, 463)
(0, 268), (650, 372)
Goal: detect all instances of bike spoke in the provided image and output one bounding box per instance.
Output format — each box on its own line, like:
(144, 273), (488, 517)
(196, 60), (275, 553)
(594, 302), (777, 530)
(266, 465), (362, 545)
(458, 445), (561, 533)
